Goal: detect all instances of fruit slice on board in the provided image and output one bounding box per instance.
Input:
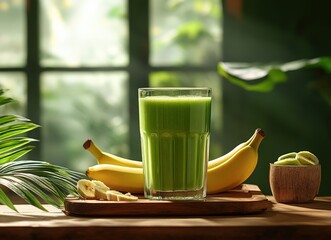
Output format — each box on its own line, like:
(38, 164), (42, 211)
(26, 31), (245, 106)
(106, 190), (138, 201)
(77, 179), (96, 199)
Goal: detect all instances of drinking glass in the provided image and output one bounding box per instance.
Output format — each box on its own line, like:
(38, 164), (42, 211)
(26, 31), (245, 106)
(138, 88), (212, 200)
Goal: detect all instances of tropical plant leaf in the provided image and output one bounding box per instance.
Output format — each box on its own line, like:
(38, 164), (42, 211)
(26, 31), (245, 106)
(0, 146), (35, 165)
(14, 173), (63, 204)
(4, 175), (60, 208)
(0, 177), (48, 211)
(0, 95), (14, 107)
(0, 89), (84, 212)
(0, 115), (31, 125)
(217, 57), (331, 92)
(0, 187), (17, 212)
(0, 122), (39, 142)
(0, 160), (84, 211)
(0, 137), (37, 155)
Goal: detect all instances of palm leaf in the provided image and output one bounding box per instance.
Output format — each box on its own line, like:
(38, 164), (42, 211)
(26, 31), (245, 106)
(0, 160), (84, 212)
(0, 137), (37, 164)
(0, 94), (14, 107)
(0, 146), (35, 165)
(0, 114), (39, 165)
(0, 177), (47, 211)
(3, 175), (59, 209)
(0, 115), (31, 125)
(0, 89), (85, 212)
(14, 173), (63, 205)
(0, 137), (36, 153)
(0, 122), (39, 141)
(0, 187), (17, 211)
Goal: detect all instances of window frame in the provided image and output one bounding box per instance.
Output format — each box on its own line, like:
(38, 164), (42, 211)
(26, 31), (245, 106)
(0, 0), (220, 160)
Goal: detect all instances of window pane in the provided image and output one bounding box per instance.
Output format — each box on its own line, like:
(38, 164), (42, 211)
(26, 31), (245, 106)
(0, 0), (25, 67)
(41, 72), (129, 172)
(149, 71), (223, 159)
(150, 0), (222, 66)
(0, 73), (26, 116)
(40, 0), (128, 67)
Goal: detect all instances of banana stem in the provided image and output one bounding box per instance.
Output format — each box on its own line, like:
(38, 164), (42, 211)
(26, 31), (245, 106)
(246, 130), (257, 146)
(83, 139), (104, 160)
(249, 128), (265, 151)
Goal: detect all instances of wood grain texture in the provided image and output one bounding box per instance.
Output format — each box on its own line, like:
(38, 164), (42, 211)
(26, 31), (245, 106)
(0, 196), (331, 240)
(269, 164), (321, 203)
(64, 184), (270, 216)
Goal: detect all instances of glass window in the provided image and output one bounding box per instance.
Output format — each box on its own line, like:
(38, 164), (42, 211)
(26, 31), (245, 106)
(40, 0), (128, 67)
(0, 0), (223, 171)
(41, 72), (129, 171)
(0, 0), (25, 67)
(150, 0), (222, 66)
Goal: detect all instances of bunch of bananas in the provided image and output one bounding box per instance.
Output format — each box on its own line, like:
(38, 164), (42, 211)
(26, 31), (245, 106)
(84, 128), (265, 194)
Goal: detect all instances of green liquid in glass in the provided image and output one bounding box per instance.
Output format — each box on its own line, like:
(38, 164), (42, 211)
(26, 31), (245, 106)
(139, 96), (211, 199)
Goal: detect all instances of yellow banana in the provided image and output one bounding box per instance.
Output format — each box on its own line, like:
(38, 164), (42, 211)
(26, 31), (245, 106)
(208, 129), (259, 169)
(83, 139), (142, 168)
(84, 128), (262, 170)
(206, 130), (264, 193)
(85, 129), (265, 194)
(86, 164), (144, 193)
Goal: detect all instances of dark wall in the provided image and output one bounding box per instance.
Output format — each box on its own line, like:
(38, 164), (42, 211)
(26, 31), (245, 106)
(222, 0), (331, 195)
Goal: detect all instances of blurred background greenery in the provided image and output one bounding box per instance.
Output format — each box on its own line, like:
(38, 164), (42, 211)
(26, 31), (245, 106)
(0, 0), (330, 195)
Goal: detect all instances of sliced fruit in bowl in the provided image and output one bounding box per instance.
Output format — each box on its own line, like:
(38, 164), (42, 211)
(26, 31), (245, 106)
(270, 151), (321, 203)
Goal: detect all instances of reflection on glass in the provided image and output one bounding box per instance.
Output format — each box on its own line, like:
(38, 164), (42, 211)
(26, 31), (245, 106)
(150, 0), (222, 66)
(0, 0), (25, 67)
(41, 72), (129, 172)
(149, 71), (223, 158)
(40, 0), (128, 67)
(0, 73), (26, 116)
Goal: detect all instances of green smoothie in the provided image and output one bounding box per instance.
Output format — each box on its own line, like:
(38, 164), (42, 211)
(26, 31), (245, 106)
(139, 94), (211, 199)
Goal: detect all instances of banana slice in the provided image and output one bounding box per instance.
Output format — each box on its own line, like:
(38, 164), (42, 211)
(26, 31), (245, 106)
(92, 180), (110, 200)
(297, 151), (319, 165)
(118, 192), (138, 201)
(77, 179), (138, 201)
(106, 190), (138, 201)
(296, 155), (315, 165)
(274, 158), (301, 165)
(77, 179), (96, 199)
(277, 152), (297, 162)
(106, 190), (123, 201)
(275, 151), (319, 166)
(92, 180), (110, 191)
(95, 185), (110, 200)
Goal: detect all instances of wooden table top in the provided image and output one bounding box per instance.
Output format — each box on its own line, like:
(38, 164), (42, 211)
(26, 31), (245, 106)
(0, 196), (330, 240)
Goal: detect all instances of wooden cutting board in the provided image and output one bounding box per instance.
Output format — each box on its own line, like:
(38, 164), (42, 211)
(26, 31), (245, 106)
(64, 184), (270, 217)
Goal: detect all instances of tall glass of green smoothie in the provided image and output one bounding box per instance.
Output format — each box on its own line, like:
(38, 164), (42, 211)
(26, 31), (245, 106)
(138, 88), (211, 200)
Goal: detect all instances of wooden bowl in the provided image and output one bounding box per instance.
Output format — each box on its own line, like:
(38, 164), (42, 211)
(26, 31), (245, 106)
(269, 164), (321, 203)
